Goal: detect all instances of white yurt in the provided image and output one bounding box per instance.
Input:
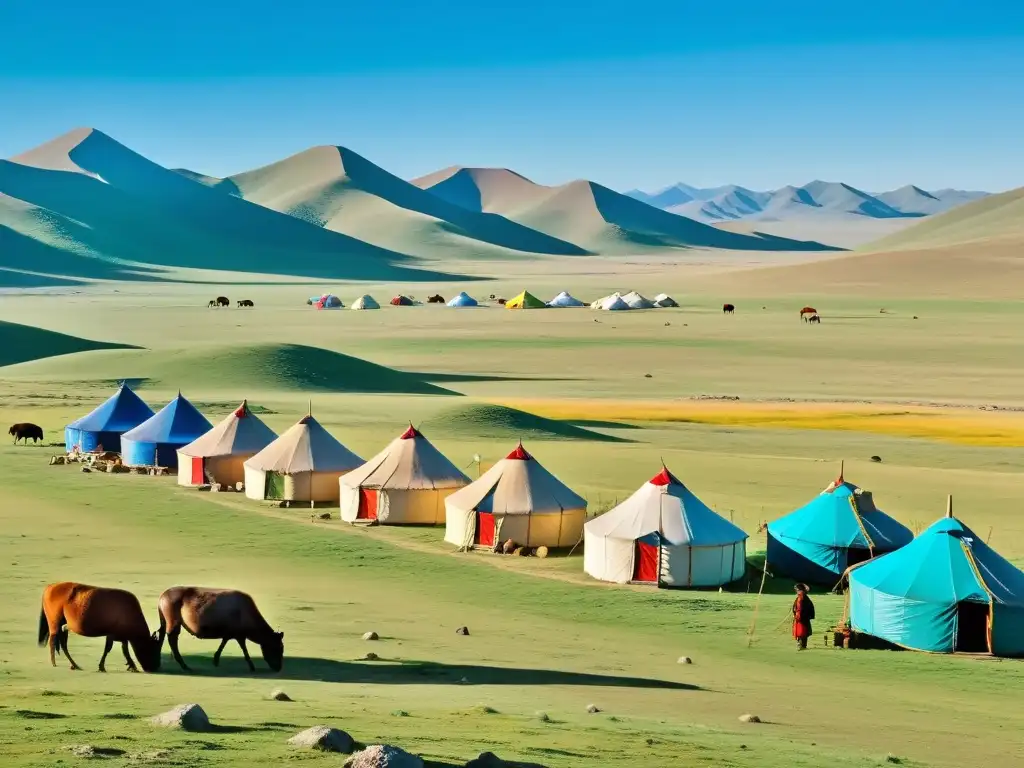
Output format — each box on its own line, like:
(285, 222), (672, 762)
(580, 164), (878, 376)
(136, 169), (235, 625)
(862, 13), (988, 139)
(590, 292), (621, 309)
(601, 295), (631, 311)
(584, 466), (748, 587)
(548, 291), (586, 307)
(622, 291), (656, 309)
(351, 294), (380, 310)
(447, 292), (479, 307)
(654, 293), (679, 308)
(340, 425), (470, 524)
(243, 413), (363, 503)
(444, 443), (586, 550)
(177, 400), (277, 488)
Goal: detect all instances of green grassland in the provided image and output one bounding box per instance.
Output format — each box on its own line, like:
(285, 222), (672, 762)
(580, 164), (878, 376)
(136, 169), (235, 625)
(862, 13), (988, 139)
(1, 280), (1023, 767)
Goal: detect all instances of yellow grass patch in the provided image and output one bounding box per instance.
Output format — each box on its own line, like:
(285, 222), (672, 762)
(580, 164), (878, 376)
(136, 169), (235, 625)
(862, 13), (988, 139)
(498, 399), (1024, 447)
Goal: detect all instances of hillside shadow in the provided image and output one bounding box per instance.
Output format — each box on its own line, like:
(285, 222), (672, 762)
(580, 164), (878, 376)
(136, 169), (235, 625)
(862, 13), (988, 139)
(425, 404), (633, 443)
(0, 319), (139, 368)
(161, 656), (698, 691)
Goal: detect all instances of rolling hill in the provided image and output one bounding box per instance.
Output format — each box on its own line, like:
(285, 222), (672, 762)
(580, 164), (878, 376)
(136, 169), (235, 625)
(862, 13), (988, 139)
(413, 167), (836, 253)
(0, 319), (138, 368)
(0, 128), (457, 286)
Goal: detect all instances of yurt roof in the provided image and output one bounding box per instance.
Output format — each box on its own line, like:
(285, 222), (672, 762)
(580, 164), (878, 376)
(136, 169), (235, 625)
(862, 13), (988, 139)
(178, 400), (277, 458)
(122, 392), (211, 444)
(585, 467), (747, 546)
(67, 383), (153, 432)
(601, 295), (631, 311)
(445, 443), (585, 516)
(352, 294), (380, 309)
(622, 291), (655, 309)
(447, 291), (478, 307)
(244, 414), (363, 473)
(341, 425), (469, 490)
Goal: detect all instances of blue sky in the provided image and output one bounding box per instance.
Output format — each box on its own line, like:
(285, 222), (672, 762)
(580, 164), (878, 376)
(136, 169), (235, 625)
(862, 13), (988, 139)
(2, 1), (1023, 191)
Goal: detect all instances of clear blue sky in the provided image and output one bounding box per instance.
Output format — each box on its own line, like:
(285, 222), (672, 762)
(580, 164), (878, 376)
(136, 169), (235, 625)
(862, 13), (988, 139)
(2, 1), (1023, 191)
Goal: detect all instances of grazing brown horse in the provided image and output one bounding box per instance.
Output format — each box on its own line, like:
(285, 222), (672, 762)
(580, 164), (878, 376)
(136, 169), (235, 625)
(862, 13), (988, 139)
(9, 423), (44, 444)
(427, 294), (445, 304)
(157, 587), (284, 672)
(38, 582), (160, 672)
(723, 303), (735, 314)
(800, 306), (818, 321)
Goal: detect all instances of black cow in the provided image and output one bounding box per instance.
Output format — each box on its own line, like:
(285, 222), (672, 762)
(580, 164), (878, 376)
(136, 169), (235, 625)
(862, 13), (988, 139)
(9, 423), (43, 444)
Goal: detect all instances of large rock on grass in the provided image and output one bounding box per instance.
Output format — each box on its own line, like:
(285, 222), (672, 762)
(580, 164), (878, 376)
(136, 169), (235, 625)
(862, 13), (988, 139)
(345, 744), (423, 768)
(288, 725), (355, 753)
(149, 704), (210, 732)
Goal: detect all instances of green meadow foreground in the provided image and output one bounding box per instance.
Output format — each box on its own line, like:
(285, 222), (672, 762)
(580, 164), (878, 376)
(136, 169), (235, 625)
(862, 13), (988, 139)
(1, 281), (1023, 767)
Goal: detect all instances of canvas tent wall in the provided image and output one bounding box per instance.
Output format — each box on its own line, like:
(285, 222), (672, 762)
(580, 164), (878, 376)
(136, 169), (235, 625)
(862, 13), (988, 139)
(505, 291), (546, 309)
(176, 400), (277, 487)
(243, 413), (363, 502)
(548, 291), (586, 307)
(340, 425), (470, 524)
(447, 292), (478, 307)
(444, 443), (586, 549)
(352, 294), (380, 310)
(849, 510), (1024, 657)
(64, 383), (154, 453)
(121, 392), (211, 468)
(584, 467), (748, 587)
(767, 472), (912, 586)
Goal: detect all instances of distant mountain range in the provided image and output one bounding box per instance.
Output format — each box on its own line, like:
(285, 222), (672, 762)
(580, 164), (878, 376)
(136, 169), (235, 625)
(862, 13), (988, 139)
(627, 182), (990, 223)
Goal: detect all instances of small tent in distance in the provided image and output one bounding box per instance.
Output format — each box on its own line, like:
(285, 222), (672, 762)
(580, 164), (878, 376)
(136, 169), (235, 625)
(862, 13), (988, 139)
(767, 467), (913, 586)
(584, 466), (748, 587)
(352, 295), (380, 310)
(849, 497), (1024, 657)
(244, 411), (363, 503)
(121, 392), (212, 468)
(64, 382), (153, 453)
(505, 291), (546, 310)
(622, 291), (656, 309)
(444, 442), (586, 550)
(310, 294), (343, 309)
(654, 293), (679, 308)
(177, 400), (277, 487)
(548, 291), (586, 307)
(390, 295), (414, 306)
(340, 425), (470, 524)
(447, 291), (479, 307)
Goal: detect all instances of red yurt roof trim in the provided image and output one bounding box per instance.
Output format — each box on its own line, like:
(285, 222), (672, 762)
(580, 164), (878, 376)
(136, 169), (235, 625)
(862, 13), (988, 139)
(505, 443), (532, 461)
(400, 424), (421, 439)
(649, 467), (680, 486)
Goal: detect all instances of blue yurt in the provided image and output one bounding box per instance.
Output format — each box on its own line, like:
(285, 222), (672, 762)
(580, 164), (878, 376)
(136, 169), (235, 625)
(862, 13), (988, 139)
(447, 292), (479, 307)
(120, 392), (212, 468)
(849, 499), (1024, 656)
(64, 383), (154, 453)
(767, 469), (913, 586)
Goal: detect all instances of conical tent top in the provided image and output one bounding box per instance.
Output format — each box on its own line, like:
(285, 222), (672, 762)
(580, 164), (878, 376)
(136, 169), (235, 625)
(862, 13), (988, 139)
(399, 423), (421, 440)
(649, 465), (680, 486)
(946, 494), (954, 519)
(505, 442), (531, 461)
(233, 400), (249, 418)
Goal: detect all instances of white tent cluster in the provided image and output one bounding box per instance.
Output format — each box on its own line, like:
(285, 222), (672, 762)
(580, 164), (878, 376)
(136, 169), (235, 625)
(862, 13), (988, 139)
(590, 291), (676, 310)
(177, 400), (277, 488)
(547, 291), (586, 307)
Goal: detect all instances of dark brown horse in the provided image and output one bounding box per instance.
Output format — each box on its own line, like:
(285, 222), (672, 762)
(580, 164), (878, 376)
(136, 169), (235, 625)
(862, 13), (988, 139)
(209, 296), (229, 307)
(157, 587), (284, 672)
(723, 303), (735, 314)
(38, 582), (161, 672)
(9, 423), (43, 444)
(800, 306), (818, 321)
(427, 294), (445, 304)
(237, 299), (254, 308)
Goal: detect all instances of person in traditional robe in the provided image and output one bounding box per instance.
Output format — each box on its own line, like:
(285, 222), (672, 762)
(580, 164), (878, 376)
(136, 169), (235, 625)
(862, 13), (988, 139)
(792, 583), (814, 650)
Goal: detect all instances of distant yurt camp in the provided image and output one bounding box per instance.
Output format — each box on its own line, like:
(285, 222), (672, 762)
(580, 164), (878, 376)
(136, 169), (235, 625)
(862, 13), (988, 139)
(654, 293), (679, 308)
(444, 443), (586, 549)
(590, 292), (620, 309)
(849, 500), (1024, 656)
(505, 291), (546, 309)
(600, 295), (631, 311)
(447, 292), (479, 307)
(584, 466), (748, 587)
(767, 470), (913, 586)
(352, 294), (380, 310)
(390, 295), (414, 306)
(121, 392), (211, 469)
(64, 383), (153, 453)
(243, 413), (363, 503)
(548, 291), (586, 307)
(340, 425), (469, 524)
(176, 400), (277, 487)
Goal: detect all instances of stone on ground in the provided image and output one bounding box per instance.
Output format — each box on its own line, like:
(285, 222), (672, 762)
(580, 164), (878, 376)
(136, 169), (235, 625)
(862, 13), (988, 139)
(287, 725), (355, 753)
(270, 689), (292, 701)
(363, 631), (380, 641)
(149, 704), (210, 731)
(738, 713), (761, 723)
(586, 704), (600, 713)
(344, 744), (424, 767)
(455, 626), (470, 636)
(677, 656), (693, 664)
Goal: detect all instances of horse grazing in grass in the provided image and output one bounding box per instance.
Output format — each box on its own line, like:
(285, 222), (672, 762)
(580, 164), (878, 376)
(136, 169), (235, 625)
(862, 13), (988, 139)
(427, 294), (445, 304)
(800, 306), (818, 321)
(157, 587), (284, 672)
(38, 582), (161, 673)
(209, 296), (229, 308)
(9, 423), (43, 444)
(237, 299), (254, 308)
(723, 303), (735, 314)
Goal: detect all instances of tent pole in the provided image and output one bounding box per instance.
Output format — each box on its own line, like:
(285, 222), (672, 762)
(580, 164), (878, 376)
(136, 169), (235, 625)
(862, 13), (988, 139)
(747, 559), (770, 648)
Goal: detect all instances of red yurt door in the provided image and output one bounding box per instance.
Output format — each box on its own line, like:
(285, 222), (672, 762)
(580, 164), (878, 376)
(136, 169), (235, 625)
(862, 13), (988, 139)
(475, 512), (496, 547)
(357, 489), (378, 520)
(190, 457), (205, 485)
(633, 540), (659, 583)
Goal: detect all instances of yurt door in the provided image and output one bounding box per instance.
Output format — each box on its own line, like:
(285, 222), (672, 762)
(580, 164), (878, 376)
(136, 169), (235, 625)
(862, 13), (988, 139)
(632, 540), (660, 583)
(475, 512), (496, 547)
(190, 457), (205, 485)
(357, 489), (378, 520)
(265, 471), (285, 500)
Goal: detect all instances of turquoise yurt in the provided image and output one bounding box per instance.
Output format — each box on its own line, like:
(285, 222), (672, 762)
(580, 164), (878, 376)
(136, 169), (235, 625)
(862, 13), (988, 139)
(121, 392), (212, 468)
(64, 383), (154, 453)
(767, 468), (913, 586)
(849, 499), (1024, 656)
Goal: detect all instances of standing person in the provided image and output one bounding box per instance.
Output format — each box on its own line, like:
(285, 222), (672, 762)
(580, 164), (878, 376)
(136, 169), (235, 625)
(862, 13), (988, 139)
(792, 583), (815, 650)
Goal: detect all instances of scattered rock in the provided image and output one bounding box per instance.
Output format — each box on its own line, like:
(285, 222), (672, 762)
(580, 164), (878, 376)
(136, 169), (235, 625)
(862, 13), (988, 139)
(455, 626), (470, 636)
(473, 705), (498, 715)
(287, 725), (355, 753)
(391, 709), (409, 717)
(149, 704), (210, 732)
(534, 546), (549, 559)
(362, 631), (379, 641)
(586, 704), (600, 714)
(677, 656), (693, 665)
(870, 455), (882, 463)
(535, 711), (550, 723)
(269, 689), (292, 702)
(738, 714), (761, 724)
(344, 744), (424, 768)
(364, 652), (379, 661)
(67, 744), (127, 758)
(644, 373), (653, 378)
(885, 755), (902, 765)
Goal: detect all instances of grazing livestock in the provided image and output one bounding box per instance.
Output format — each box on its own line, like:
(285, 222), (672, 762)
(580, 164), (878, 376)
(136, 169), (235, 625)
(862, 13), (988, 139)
(209, 296), (230, 308)
(157, 587), (284, 672)
(800, 306), (818, 321)
(497, 298), (507, 305)
(807, 314), (821, 324)
(9, 423), (43, 444)
(427, 294), (445, 304)
(38, 582), (160, 673)
(723, 303), (735, 314)
(237, 299), (255, 308)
